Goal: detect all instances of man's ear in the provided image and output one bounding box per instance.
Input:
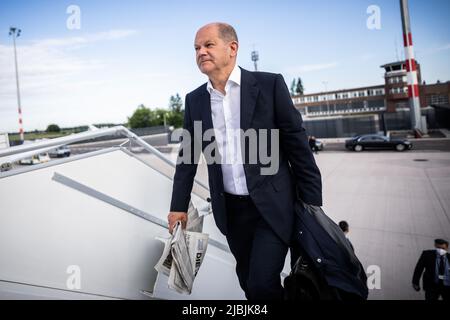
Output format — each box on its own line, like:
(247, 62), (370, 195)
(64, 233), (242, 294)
(230, 41), (239, 57)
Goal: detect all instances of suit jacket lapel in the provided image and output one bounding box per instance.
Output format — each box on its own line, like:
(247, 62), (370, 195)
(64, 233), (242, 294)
(199, 88), (213, 133)
(240, 68), (259, 132)
(199, 87), (223, 191)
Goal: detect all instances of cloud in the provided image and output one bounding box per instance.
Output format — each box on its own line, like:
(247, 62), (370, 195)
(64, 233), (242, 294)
(287, 62), (339, 73)
(360, 53), (376, 62)
(0, 45), (104, 101)
(33, 29), (138, 47)
(0, 29), (137, 98)
(422, 43), (450, 55)
(0, 29), (140, 131)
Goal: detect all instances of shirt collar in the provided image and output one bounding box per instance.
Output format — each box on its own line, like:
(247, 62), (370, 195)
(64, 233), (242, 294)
(228, 64), (241, 86)
(206, 64), (241, 94)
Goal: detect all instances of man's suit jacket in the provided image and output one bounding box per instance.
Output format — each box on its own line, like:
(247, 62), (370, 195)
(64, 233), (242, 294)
(413, 250), (450, 290)
(170, 67), (322, 244)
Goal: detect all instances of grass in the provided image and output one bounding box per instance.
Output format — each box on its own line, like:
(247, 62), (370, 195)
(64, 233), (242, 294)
(8, 130), (78, 142)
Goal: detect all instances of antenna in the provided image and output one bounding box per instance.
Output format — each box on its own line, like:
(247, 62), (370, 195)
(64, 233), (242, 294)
(395, 38), (400, 61)
(251, 44), (259, 71)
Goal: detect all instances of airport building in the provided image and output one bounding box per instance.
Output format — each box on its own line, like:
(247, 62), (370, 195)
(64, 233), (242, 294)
(291, 60), (450, 138)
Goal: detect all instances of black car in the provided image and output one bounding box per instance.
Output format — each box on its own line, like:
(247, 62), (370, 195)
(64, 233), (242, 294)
(48, 146), (71, 158)
(345, 135), (412, 152)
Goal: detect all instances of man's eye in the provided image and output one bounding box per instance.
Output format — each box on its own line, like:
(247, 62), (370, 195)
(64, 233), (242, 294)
(206, 43), (213, 47)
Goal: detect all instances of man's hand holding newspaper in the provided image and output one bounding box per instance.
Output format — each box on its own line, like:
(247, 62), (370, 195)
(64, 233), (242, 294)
(155, 202), (209, 294)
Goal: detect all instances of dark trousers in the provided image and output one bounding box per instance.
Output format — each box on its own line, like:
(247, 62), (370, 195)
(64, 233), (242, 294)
(224, 193), (288, 300)
(425, 282), (450, 301)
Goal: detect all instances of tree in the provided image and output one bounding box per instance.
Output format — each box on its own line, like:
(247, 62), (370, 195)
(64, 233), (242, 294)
(169, 93), (183, 113)
(127, 94), (185, 130)
(296, 77), (304, 96)
(167, 93), (184, 128)
(290, 77), (304, 96)
(46, 124), (61, 133)
(127, 104), (154, 129)
(290, 79), (297, 96)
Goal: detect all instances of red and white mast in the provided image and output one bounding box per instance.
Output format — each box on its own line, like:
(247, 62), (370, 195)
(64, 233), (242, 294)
(400, 0), (422, 132)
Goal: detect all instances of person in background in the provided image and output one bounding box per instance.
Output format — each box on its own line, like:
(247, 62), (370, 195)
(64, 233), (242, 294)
(308, 136), (318, 154)
(412, 239), (450, 300)
(338, 220), (354, 251)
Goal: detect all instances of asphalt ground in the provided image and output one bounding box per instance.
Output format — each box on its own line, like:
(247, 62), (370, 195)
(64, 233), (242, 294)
(7, 134), (450, 299)
(321, 138), (450, 152)
(153, 149), (450, 300)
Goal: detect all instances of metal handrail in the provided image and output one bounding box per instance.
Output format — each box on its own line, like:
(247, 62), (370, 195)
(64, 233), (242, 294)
(0, 126), (209, 193)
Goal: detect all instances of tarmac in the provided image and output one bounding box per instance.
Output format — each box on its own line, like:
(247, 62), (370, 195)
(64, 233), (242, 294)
(162, 149), (450, 300)
(314, 151), (450, 299)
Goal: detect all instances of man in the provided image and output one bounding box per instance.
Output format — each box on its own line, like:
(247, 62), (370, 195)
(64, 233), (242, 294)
(412, 239), (450, 300)
(338, 220), (354, 251)
(168, 23), (322, 300)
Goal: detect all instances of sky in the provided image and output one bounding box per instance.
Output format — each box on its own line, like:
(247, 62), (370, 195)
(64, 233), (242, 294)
(0, 0), (449, 132)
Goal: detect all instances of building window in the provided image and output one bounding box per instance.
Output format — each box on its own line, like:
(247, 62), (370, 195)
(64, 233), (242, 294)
(390, 88), (402, 94)
(309, 106), (321, 113)
(427, 94), (449, 105)
(368, 99), (385, 108)
(396, 102), (409, 109)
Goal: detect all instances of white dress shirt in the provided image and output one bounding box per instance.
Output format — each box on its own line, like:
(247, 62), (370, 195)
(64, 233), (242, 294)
(207, 64), (249, 195)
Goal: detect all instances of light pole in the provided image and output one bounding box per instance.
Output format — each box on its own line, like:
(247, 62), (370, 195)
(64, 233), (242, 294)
(157, 112), (167, 127)
(251, 46), (259, 71)
(9, 27), (24, 141)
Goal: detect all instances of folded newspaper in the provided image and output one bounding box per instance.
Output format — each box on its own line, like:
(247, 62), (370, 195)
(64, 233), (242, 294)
(154, 201), (209, 294)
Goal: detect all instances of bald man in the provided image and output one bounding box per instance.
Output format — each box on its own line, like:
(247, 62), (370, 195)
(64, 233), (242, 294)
(168, 23), (322, 300)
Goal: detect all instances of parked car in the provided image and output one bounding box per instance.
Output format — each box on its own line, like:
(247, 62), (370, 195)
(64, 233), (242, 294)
(19, 153), (51, 165)
(49, 146), (71, 158)
(0, 162), (12, 172)
(315, 140), (324, 151)
(345, 135), (412, 152)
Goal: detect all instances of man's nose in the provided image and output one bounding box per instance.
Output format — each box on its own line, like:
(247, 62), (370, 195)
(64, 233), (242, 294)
(197, 46), (207, 57)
